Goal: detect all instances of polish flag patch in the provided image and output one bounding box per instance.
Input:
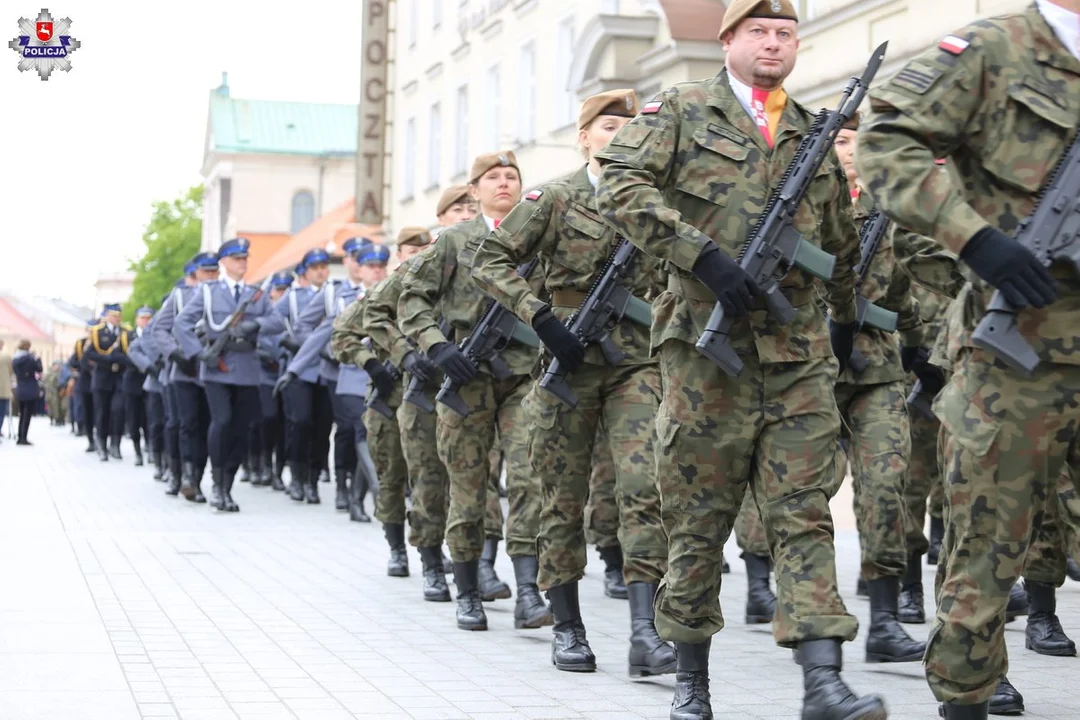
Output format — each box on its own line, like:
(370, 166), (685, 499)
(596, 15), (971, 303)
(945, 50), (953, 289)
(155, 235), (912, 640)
(525, 190), (543, 201)
(641, 101), (663, 114)
(938, 35), (970, 55)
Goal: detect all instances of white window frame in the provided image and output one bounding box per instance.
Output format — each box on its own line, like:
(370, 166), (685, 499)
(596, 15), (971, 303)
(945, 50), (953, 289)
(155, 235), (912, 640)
(428, 101), (442, 188)
(454, 84), (469, 176)
(486, 63), (501, 150)
(517, 42), (536, 144)
(554, 16), (575, 129)
(409, 0), (419, 47)
(403, 117), (416, 198)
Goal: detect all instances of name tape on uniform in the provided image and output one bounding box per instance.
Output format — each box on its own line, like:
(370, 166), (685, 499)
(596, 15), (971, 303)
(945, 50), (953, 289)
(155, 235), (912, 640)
(938, 35), (970, 55)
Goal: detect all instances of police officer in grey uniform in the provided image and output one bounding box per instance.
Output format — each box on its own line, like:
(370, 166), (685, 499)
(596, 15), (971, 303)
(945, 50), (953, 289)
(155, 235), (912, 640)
(123, 306), (154, 467)
(126, 307), (167, 480)
(252, 271), (293, 490)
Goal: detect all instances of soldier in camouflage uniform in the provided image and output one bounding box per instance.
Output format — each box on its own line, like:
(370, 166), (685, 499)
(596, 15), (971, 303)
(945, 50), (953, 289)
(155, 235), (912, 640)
(398, 151), (551, 633)
(359, 227), (452, 601)
(594, 3), (885, 718)
(583, 422), (628, 599)
(472, 90), (675, 678)
(858, 3), (1080, 716)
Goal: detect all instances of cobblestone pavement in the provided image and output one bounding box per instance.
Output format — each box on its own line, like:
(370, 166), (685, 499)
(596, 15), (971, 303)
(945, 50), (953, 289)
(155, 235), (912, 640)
(0, 424), (1078, 720)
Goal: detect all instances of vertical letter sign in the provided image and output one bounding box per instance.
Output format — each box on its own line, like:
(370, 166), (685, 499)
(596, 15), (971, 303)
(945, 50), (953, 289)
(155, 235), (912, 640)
(356, 0), (390, 226)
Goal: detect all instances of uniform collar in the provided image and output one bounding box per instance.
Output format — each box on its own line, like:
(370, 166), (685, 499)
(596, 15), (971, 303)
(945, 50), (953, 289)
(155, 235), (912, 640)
(222, 275), (244, 293)
(586, 165), (600, 189)
(1036, 0), (1080, 61)
(483, 214), (498, 232)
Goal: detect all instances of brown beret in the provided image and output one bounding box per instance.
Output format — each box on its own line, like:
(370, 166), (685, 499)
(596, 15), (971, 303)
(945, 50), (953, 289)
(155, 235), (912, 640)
(578, 89), (639, 130)
(719, 0), (798, 39)
(436, 184), (471, 217)
(397, 226), (433, 248)
(469, 150), (519, 184)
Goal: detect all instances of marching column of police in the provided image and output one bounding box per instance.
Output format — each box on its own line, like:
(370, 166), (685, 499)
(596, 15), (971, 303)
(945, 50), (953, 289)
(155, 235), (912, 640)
(60, 1), (1080, 717)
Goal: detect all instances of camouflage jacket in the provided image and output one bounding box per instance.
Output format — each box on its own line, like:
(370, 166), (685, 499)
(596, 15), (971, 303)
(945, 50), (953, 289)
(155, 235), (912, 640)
(471, 165), (664, 367)
(892, 222), (964, 347)
(594, 68), (860, 362)
(398, 214), (544, 377)
(362, 262), (414, 368)
(329, 294), (377, 368)
(859, 4), (1080, 365)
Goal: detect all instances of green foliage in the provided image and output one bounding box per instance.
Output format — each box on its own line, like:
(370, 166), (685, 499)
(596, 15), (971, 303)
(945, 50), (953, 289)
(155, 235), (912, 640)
(123, 185), (204, 324)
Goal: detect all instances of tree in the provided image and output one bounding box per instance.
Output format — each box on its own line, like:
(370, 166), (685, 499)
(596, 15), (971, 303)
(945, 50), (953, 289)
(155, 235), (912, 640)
(123, 185), (204, 324)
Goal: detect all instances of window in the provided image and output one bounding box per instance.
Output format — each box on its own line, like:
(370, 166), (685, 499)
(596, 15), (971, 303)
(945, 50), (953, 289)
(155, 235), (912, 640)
(290, 190), (314, 233)
(432, 0), (443, 29)
(428, 102), (442, 187)
(404, 117), (416, 198)
(218, 178), (231, 240)
(554, 18), (575, 128)
(409, 0), (419, 46)
(454, 84), (469, 175)
(485, 64), (501, 150)
(517, 43), (536, 144)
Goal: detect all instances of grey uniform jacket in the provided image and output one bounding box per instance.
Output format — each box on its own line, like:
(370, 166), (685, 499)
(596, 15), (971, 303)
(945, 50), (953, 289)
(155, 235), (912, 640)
(153, 285), (203, 386)
(288, 281), (370, 397)
(273, 286), (319, 384)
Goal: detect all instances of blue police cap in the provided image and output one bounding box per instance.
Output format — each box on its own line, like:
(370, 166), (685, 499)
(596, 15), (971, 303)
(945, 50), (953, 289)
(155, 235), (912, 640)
(136, 306), (154, 317)
(86, 319), (99, 328)
(270, 272), (293, 289)
(293, 261), (306, 275)
(356, 245), (391, 265)
(192, 251), (219, 269)
(103, 303), (122, 314)
(218, 237), (251, 259)
(301, 248), (331, 267)
(183, 262), (197, 276)
(342, 237), (373, 256)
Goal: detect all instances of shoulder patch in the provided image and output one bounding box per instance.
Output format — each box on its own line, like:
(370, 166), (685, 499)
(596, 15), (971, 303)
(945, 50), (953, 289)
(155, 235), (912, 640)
(641, 101), (663, 115)
(938, 35), (969, 55)
(525, 189), (543, 201)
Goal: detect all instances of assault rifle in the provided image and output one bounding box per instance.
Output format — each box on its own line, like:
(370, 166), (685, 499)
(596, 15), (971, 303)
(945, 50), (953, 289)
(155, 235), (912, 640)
(361, 337), (400, 420)
(906, 378), (937, 421)
(695, 42), (888, 376)
(199, 276), (273, 373)
(970, 134), (1080, 376)
(538, 239), (652, 407)
(833, 208), (898, 374)
(436, 258), (542, 417)
(403, 317), (452, 413)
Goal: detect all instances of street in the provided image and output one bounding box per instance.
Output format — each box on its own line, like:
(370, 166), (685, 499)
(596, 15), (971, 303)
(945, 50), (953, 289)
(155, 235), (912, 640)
(0, 425), (1077, 720)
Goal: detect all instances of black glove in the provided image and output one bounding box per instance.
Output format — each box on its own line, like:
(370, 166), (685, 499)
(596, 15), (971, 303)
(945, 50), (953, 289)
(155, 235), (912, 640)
(915, 364), (946, 396)
(168, 349), (197, 377)
(960, 226), (1057, 309)
(900, 345), (930, 374)
(429, 341), (477, 385)
(363, 359), (396, 398)
(691, 245), (761, 318)
(273, 371), (295, 398)
(829, 320), (857, 373)
(280, 336), (300, 353)
(532, 309), (586, 373)
(402, 351), (436, 385)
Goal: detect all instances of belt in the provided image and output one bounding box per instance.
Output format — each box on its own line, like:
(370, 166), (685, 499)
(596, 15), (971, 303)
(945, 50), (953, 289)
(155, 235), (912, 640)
(551, 289), (588, 308)
(666, 275), (816, 305)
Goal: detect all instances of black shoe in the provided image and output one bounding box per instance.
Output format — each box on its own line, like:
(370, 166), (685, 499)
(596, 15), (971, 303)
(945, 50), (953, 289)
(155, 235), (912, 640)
(303, 468), (320, 504)
(133, 447), (144, 467)
(547, 583), (596, 672)
(334, 471), (349, 510)
(939, 701), (989, 719)
(856, 575), (868, 598)
(180, 461), (197, 501)
(452, 560), (488, 631)
(899, 552), (926, 624)
(865, 576), (926, 663)
(744, 554), (776, 624)
(165, 456), (182, 496)
(1005, 581), (1028, 623)
(98, 445), (109, 461)
(927, 516), (944, 565)
(239, 462), (251, 483)
(209, 468), (226, 511)
(627, 582), (677, 678)
(109, 440), (122, 460)
(796, 639), (888, 719)
(418, 547), (451, 602)
(271, 455), (286, 491)
(991, 676), (1024, 714)
(151, 452), (164, 481)
(287, 462), (306, 502)
(349, 469), (371, 522)
(598, 545), (627, 600)
(670, 640), (712, 720)
(1025, 580), (1077, 656)
(222, 469), (240, 512)
(478, 538), (511, 601)
(512, 556), (553, 629)
(384, 524), (409, 577)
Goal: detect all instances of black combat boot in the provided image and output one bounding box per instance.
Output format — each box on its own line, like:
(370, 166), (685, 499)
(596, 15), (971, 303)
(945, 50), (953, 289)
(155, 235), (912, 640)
(512, 556), (553, 629)
(991, 676), (1023, 714)
(670, 639), (712, 720)
(133, 439), (144, 467)
(287, 462), (306, 501)
(209, 467), (226, 511)
(939, 702), (989, 719)
(98, 437), (109, 461)
(248, 452), (265, 486)
(865, 576), (926, 663)
(271, 453), (286, 491)
(222, 468), (240, 512)
(86, 435), (96, 452)
(627, 582), (677, 678)
(1068, 557), (1080, 582)
(898, 552), (926, 624)
(1005, 581), (1028, 623)
(1025, 580), (1077, 656)
(927, 516), (944, 565)
(180, 461), (198, 501)
(109, 437), (122, 460)
(151, 451), (164, 481)
(547, 582), (595, 672)
(191, 461), (208, 503)
(384, 524), (409, 577)
(452, 560), (488, 631)
(350, 470), (371, 522)
(165, 456), (182, 496)
(418, 546), (451, 602)
(478, 538), (512, 601)
(744, 553), (776, 624)
(239, 456), (252, 483)
(334, 470), (349, 510)
(796, 638), (887, 719)
(304, 467), (320, 504)
(598, 544), (628, 599)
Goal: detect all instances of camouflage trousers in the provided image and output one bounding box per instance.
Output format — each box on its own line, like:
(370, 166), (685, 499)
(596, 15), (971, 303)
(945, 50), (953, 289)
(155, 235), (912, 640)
(653, 341), (857, 646)
(734, 489), (769, 557)
(524, 363), (667, 591)
(370, 385), (408, 526)
(398, 390), (448, 548)
(927, 349), (1080, 704)
(836, 380), (911, 581)
(584, 423), (620, 549)
(436, 373), (539, 561)
(485, 444), (505, 541)
(904, 394), (941, 556)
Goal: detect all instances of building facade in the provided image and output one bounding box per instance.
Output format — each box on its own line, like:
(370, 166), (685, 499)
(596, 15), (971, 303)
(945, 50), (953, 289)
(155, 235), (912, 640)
(388, 0), (1029, 231)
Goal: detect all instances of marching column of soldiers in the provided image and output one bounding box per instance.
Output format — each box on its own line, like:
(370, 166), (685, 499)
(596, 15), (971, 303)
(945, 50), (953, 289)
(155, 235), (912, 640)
(56, 1), (1080, 718)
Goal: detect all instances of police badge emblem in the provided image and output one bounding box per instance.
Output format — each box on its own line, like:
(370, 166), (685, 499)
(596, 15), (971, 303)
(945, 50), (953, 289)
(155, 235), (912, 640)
(8, 8), (80, 81)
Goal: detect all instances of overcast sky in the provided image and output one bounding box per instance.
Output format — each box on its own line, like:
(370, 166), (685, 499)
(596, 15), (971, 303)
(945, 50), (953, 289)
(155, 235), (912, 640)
(0, 0), (363, 307)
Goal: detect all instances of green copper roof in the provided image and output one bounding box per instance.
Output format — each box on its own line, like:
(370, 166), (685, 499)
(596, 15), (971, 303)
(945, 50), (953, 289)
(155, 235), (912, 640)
(208, 90), (357, 156)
